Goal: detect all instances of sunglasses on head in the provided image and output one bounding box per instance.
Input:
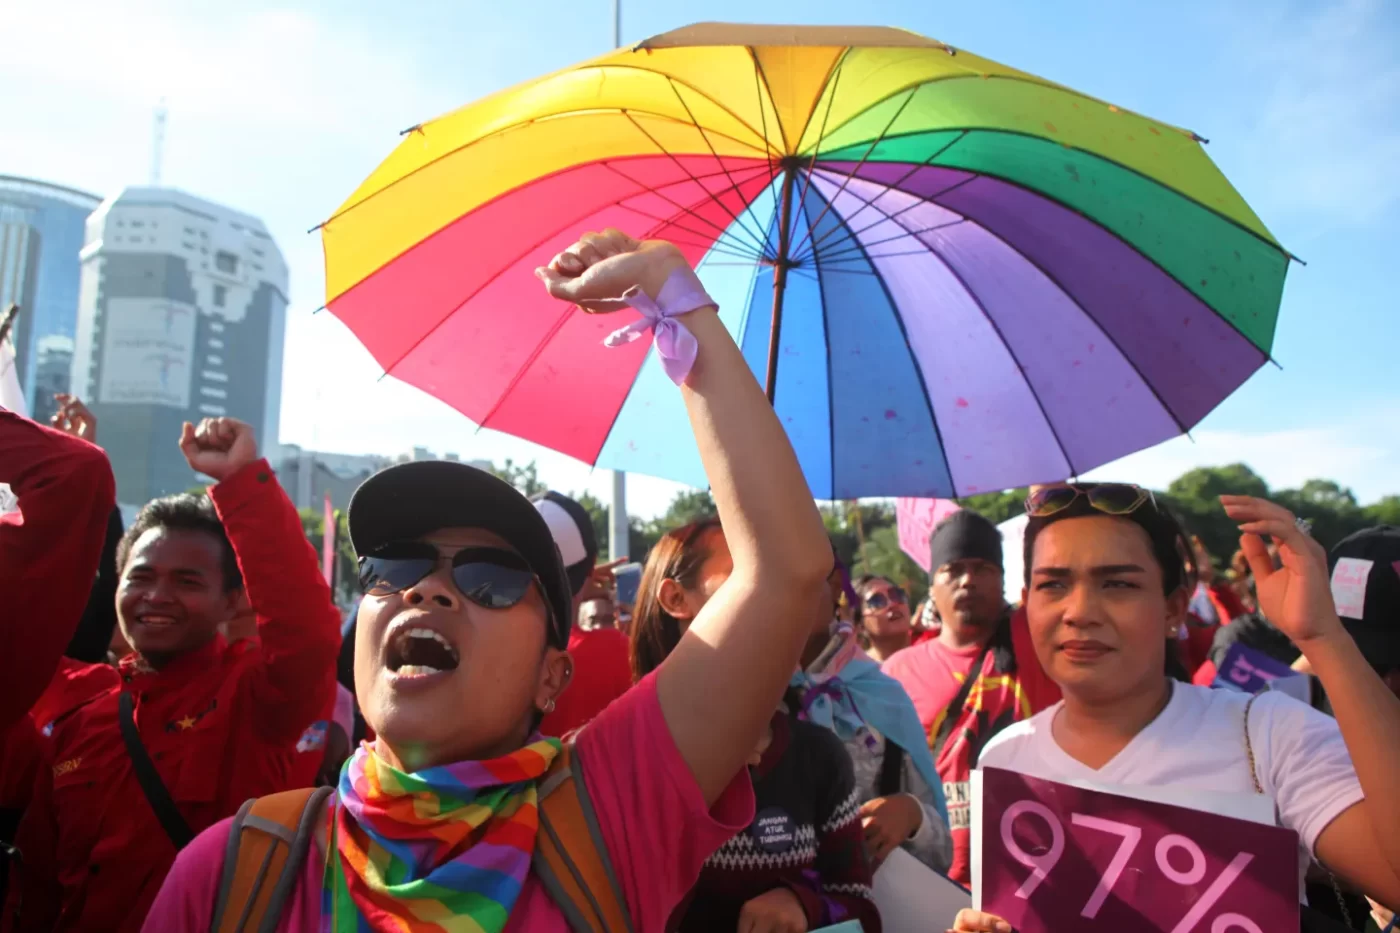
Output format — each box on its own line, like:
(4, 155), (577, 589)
(1025, 483), (1156, 518)
(864, 586), (907, 611)
(358, 542), (541, 611)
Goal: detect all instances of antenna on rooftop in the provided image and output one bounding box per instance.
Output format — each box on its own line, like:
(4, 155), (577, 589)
(150, 98), (168, 187)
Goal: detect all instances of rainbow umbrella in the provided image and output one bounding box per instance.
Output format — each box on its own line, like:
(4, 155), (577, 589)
(321, 22), (1289, 498)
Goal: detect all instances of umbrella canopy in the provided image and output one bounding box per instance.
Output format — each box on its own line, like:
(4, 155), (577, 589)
(322, 23), (1289, 498)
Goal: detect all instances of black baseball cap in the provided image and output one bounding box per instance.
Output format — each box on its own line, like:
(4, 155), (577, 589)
(532, 491), (598, 597)
(348, 461), (573, 647)
(1328, 526), (1400, 671)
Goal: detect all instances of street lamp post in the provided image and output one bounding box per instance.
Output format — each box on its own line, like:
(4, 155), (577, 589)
(607, 0), (630, 562)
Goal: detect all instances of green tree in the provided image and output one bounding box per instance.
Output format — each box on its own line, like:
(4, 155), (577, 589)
(298, 507), (357, 600)
(1274, 480), (1367, 552)
(959, 488), (1027, 526)
(1364, 496), (1400, 526)
(851, 524), (928, 608)
(573, 491), (611, 560)
(488, 459), (547, 498)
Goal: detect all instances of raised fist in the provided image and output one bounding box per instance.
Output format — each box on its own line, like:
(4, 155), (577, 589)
(51, 394), (97, 442)
(180, 417), (259, 483)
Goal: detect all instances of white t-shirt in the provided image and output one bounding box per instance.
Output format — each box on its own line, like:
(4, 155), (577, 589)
(979, 682), (1364, 889)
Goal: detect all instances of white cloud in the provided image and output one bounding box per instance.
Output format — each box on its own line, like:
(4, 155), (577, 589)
(1223, 0), (1400, 228)
(1082, 404), (1400, 504)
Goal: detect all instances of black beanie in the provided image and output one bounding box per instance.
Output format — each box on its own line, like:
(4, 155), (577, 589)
(929, 510), (1004, 574)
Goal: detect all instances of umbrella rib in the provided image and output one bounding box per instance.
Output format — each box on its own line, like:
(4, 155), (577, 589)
(807, 72), (1205, 169)
(813, 218), (970, 267)
(844, 189), (1078, 477)
(799, 191), (838, 502)
(601, 161), (766, 259)
(805, 184), (954, 496)
(817, 123), (1289, 263)
(791, 89), (918, 267)
(832, 146), (1284, 362)
(749, 49), (780, 185)
(318, 106), (771, 233)
(664, 77), (777, 255)
(798, 131), (971, 261)
(787, 54), (850, 262)
(932, 206), (1200, 437)
(369, 171), (720, 379)
(623, 112), (773, 257)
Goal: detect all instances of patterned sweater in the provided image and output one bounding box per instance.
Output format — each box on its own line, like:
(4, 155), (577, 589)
(671, 712), (881, 932)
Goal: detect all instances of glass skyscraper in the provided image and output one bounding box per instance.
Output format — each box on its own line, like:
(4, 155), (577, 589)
(0, 175), (101, 423)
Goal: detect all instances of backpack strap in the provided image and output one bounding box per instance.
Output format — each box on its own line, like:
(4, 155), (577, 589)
(533, 741), (635, 933)
(930, 641), (994, 760)
(211, 786), (334, 933)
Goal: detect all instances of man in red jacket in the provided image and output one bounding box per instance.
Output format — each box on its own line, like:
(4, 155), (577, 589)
(532, 491), (633, 737)
(5, 417), (340, 933)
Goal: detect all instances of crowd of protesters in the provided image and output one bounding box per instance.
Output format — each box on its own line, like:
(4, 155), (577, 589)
(1, 231), (1398, 933)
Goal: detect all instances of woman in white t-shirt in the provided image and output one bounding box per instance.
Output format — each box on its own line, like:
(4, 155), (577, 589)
(951, 483), (1400, 933)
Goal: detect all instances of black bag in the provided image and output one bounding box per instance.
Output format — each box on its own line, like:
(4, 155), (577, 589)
(118, 691), (194, 849)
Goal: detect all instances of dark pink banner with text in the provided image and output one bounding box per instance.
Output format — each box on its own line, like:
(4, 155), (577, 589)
(977, 767), (1299, 933)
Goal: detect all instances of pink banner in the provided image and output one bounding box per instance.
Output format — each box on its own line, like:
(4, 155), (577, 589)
(322, 493), (336, 587)
(895, 497), (962, 572)
(979, 767), (1298, 932)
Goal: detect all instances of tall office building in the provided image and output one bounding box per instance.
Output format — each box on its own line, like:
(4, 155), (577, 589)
(71, 187), (288, 506)
(0, 176), (102, 423)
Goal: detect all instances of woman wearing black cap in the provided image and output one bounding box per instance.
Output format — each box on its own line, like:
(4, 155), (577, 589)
(144, 231), (835, 933)
(951, 485), (1400, 932)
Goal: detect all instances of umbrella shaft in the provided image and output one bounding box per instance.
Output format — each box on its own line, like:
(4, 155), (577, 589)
(765, 166), (798, 404)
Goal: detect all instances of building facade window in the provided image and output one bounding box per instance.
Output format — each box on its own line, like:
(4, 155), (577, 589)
(213, 284), (227, 307)
(201, 386), (228, 400)
(214, 251), (238, 274)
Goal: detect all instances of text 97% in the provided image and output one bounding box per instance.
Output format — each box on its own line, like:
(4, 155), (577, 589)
(1002, 800), (1264, 933)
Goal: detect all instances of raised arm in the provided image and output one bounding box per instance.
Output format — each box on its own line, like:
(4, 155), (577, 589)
(1222, 496), (1400, 908)
(0, 411), (115, 730)
(537, 231), (832, 803)
(184, 417), (341, 744)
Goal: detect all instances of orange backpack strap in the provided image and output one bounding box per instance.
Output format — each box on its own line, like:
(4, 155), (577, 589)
(211, 786), (334, 933)
(533, 741), (635, 933)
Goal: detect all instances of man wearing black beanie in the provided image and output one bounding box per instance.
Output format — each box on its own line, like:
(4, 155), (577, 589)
(883, 509), (1060, 886)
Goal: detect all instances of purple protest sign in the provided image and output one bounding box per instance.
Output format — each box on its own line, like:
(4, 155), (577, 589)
(895, 497), (961, 572)
(978, 767), (1299, 933)
(1212, 643), (1301, 696)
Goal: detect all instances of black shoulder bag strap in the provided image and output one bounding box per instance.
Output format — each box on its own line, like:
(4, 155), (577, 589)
(117, 691), (194, 850)
(930, 642), (994, 760)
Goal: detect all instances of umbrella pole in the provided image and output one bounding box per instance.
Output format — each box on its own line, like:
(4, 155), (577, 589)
(764, 165), (798, 404)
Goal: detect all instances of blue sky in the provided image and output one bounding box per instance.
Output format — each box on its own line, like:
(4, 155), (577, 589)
(5, 0), (1396, 515)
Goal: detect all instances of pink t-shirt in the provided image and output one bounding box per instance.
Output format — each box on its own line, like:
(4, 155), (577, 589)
(142, 673), (754, 932)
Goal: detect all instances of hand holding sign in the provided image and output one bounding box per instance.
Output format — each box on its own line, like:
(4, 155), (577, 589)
(975, 768), (1299, 933)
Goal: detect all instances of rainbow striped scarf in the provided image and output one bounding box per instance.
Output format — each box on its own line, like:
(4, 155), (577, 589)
(323, 737), (562, 933)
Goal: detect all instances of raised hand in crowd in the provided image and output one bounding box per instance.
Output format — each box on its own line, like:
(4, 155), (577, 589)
(579, 556), (629, 604)
(179, 416), (259, 481)
(859, 792), (925, 870)
(49, 393), (97, 441)
(947, 908), (1013, 932)
(1221, 495), (1400, 906)
(736, 886), (809, 933)
(539, 229), (834, 803)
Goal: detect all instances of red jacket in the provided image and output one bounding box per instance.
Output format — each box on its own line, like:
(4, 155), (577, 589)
(5, 459), (340, 933)
(0, 413), (115, 734)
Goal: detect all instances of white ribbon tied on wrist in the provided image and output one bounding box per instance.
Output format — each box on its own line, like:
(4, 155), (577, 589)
(601, 268), (712, 386)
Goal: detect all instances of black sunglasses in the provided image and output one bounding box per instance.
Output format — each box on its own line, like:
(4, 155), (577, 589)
(864, 586), (907, 611)
(358, 543), (542, 611)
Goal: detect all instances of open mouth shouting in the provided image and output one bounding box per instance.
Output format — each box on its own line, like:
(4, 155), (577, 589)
(385, 621), (462, 685)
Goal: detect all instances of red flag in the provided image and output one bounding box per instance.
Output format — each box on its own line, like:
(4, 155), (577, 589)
(322, 493), (336, 587)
